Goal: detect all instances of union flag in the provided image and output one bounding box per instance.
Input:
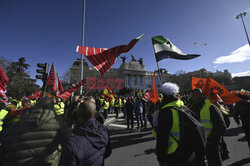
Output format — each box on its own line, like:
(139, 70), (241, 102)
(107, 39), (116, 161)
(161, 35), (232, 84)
(202, 77), (241, 105)
(192, 77), (206, 90)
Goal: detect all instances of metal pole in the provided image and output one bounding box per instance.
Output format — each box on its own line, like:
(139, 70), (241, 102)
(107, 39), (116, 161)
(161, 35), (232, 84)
(80, 0), (86, 95)
(156, 61), (163, 85)
(240, 15), (250, 47)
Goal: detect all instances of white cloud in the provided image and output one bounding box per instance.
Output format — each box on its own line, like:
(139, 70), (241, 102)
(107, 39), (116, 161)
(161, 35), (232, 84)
(214, 44), (250, 64)
(232, 71), (250, 77)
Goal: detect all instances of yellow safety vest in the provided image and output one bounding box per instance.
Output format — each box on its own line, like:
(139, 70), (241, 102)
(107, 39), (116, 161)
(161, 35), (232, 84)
(155, 100), (184, 155)
(115, 99), (120, 107)
(111, 99), (115, 106)
(200, 99), (213, 138)
(0, 109), (8, 132)
(103, 101), (110, 110)
(119, 99), (122, 106)
(30, 100), (36, 104)
(122, 99), (126, 107)
(100, 99), (104, 106)
(54, 102), (65, 115)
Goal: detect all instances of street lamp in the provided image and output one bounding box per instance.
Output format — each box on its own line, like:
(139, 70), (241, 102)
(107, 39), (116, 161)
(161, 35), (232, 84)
(236, 12), (250, 47)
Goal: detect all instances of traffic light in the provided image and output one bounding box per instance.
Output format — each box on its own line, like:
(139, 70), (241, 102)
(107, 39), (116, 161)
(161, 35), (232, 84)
(36, 63), (49, 82)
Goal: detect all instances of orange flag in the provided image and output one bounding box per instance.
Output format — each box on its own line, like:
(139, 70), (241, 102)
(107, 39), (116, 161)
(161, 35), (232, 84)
(192, 77), (206, 90)
(149, 72), (159, 104)
(202, 77), (241, 105)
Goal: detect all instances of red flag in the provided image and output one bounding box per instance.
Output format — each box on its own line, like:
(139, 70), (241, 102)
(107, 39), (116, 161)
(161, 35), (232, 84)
(47, 64), (63, 94)
(47, 63), (57, 93)
(149, 72), (159, 104)
(202, 77), (241, 105)
(192, 77), (206, 90)
(0, 66), (9, 91)
(28, 91), (41, 100)
(57, 80), (85, 100)
(76, 35), (143, 77)
(57, 73), (64, 92)
(57, 91), (72, 100)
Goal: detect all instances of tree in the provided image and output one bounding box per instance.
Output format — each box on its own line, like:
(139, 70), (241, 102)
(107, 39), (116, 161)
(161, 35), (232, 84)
(174, 70), (186, 76)
(0, 56), (11, 71)
(6, 57), (40, 99)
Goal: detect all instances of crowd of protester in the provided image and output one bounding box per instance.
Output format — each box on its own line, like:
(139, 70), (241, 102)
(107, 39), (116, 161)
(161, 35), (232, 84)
(0, 83), (249, 166)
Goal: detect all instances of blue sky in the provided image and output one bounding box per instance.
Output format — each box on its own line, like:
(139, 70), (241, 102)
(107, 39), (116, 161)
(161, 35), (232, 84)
(1, 0), (250, 85)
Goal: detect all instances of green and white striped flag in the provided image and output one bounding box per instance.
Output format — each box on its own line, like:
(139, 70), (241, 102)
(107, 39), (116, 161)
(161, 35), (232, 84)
(152, 36), (200, 62)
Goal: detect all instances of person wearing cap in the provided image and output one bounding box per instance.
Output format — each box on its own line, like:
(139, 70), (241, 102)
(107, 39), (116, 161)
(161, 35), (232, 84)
(155, 82), (198, 166)
(189, 88), (226, 166)
(234, 93), (250, 150)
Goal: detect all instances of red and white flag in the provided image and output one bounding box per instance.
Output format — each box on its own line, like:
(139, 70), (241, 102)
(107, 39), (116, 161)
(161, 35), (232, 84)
(47, 63), (63, 94)
(0, 66), (9, 92)
(58, 80), (85, 100)
(76, 35), (143, 77)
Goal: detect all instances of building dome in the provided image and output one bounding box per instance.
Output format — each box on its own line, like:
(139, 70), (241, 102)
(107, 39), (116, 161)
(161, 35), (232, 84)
(72, 58), (89, 67)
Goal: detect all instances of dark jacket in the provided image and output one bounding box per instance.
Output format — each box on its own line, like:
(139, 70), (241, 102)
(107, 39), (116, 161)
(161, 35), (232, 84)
(0, 105), (71, 166)
(234, 99), (250, 118)
(156, 97), (196, 165)
(189, 100), (226, 143)
(125, 99), (134, 115)
(59, 118), (112, 166)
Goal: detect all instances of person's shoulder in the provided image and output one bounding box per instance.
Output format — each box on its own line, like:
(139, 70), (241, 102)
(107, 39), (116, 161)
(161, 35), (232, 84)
(66, 134), (88, 149)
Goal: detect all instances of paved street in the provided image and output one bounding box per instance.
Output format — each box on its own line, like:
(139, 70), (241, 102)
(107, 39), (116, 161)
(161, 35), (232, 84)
(105, 116), (250, 166)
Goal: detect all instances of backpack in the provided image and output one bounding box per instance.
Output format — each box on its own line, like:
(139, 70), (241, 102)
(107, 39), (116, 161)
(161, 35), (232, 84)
(168, 106), (207, 154)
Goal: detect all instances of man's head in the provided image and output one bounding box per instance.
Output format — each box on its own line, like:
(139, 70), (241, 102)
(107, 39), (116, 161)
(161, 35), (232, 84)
(160, 82), (179, 97)
(56, 97), (61, 104)
(192, 88), (204, 104)
(36, 97), (54, 109)
(76, 100), (96, 122)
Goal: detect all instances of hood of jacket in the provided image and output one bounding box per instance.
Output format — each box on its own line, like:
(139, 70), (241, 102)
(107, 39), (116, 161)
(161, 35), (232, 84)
(20, 106), (57, 126)
(74, 118), (109, 150)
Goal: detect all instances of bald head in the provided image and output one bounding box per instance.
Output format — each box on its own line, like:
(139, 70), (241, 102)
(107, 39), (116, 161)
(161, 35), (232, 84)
(77, 100), (96, 122)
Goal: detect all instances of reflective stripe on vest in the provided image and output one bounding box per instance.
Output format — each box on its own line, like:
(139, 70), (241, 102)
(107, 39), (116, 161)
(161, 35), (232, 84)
(200, 99), (213, 138)
(0, 109), (8, 132)
(160, 100), (183, 154)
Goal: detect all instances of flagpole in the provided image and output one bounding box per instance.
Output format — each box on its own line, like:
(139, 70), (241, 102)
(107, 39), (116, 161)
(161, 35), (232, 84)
(80, 0), (86, 95)
(155, 57), (163, 85)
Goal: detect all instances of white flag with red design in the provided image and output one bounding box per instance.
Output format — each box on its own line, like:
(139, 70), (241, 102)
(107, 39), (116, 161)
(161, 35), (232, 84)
(76, 34), (143, 77)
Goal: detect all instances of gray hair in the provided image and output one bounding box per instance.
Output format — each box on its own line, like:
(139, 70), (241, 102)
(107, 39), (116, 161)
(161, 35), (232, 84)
(160, 82), (179, 96)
